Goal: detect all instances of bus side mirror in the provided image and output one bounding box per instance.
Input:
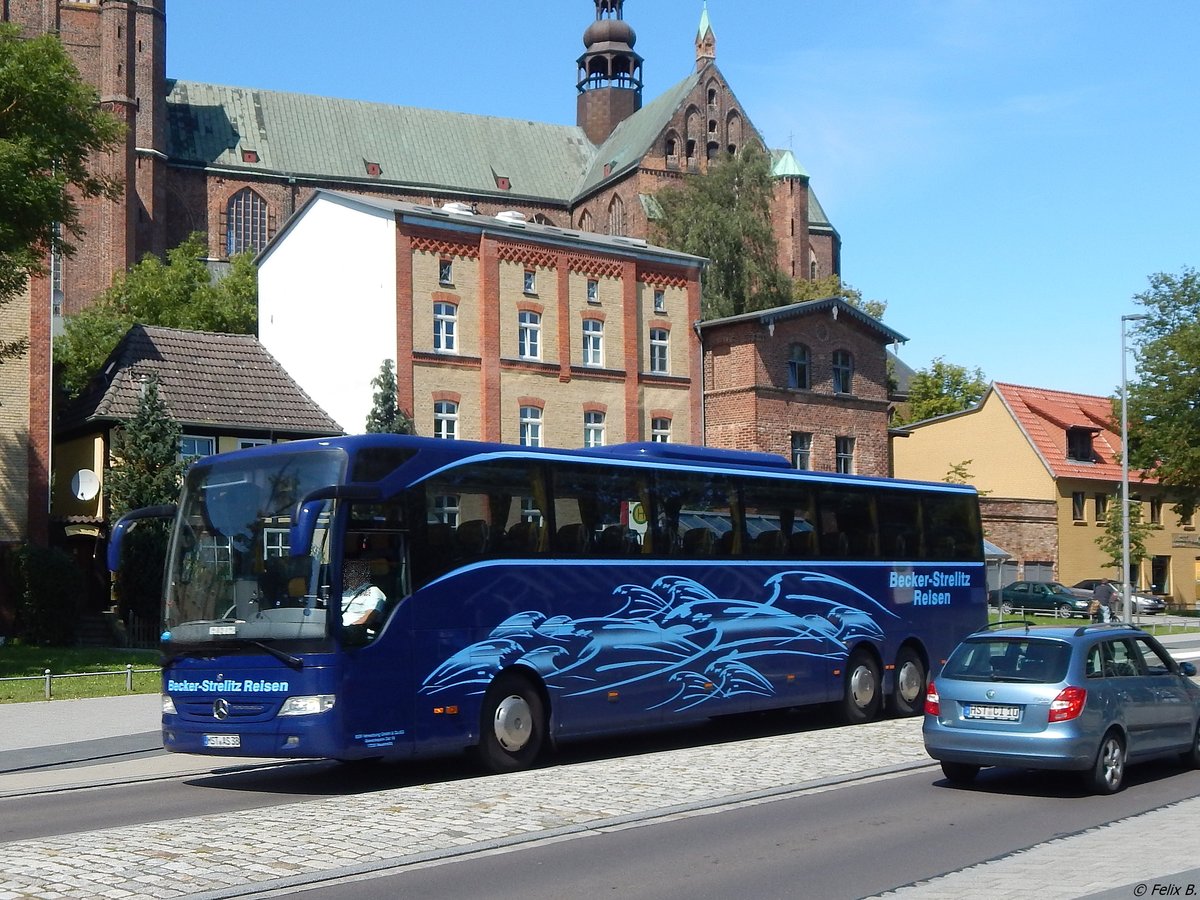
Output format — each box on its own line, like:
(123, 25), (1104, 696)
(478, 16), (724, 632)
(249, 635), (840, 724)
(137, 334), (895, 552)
(290, 498), (329, 557)
(288, 484), (381, 557)
(108, 504), (178, 572)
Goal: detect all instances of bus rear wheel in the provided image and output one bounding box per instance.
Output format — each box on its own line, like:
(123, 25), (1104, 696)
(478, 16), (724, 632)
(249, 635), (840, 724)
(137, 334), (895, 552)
(842, 649), (882, 724)
(477, 672), (547, 773)
(891, 647), (926, 717)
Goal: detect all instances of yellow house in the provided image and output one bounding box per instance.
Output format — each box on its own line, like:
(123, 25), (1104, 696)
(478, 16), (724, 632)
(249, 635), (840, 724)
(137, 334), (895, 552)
(893, 382), (1198, 610)
(52, 325), (343, 617)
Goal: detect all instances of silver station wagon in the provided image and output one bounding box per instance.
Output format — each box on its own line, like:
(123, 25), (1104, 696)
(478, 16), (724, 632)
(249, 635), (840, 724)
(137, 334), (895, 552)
(923, 622), (1200, 793)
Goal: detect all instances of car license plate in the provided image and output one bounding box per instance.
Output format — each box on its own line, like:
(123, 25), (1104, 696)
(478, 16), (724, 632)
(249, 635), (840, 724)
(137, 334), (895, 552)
(203, 733), (241, 748)
(963, 704), (1021, 722)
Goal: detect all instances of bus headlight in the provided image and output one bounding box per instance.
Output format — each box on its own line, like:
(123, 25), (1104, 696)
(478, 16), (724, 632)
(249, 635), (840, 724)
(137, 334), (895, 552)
(278, 694), (336, 717)
(162, 694), (177, 715)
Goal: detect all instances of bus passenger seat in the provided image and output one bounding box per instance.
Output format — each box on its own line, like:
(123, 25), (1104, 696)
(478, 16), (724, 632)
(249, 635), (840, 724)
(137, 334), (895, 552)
(457, 519), (491, 556)
(598, 524), (630, 556)
(682, 527), (714, 556)
(789, 531), (814, 557)
(504, 521), (541, 554)
(555, 523), (590, 554)
(752, 530), (785, 556)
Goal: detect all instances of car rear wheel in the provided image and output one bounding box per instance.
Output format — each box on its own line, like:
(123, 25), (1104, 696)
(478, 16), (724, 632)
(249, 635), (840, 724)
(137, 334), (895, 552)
(1000, 600), (1014, 615)
(940, 761), (980, 784)
(1182, 722), (1200, 769)
(1088, 730), (1126, 794)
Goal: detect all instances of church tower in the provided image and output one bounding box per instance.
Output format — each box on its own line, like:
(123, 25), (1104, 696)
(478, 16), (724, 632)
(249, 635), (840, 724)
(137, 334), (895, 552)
(576, 0), (643, 145)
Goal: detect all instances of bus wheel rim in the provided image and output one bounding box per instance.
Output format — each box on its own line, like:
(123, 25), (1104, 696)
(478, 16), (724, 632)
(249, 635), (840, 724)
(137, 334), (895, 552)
(897, 660), (922, 703)
(850, 665), (876, 707)
(493, 694), (533, 751)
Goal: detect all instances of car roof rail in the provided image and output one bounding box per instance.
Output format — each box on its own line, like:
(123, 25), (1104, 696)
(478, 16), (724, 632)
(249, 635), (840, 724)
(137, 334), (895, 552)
(1072, 622), (1145, 637)
(976, 618), (1037, 632)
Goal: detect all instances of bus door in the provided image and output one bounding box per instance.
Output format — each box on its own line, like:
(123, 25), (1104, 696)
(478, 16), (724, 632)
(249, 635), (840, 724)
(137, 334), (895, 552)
(336, 506), (415, 758)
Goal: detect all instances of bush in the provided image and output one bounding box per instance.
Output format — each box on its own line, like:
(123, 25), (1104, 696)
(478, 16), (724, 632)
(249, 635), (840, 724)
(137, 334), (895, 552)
(12, 544), (84, 645)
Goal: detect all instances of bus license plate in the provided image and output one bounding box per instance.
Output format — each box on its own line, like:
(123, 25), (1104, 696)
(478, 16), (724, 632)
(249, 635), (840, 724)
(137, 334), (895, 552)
(963, 704), (1020, 722)
(203, 734), (241, 748)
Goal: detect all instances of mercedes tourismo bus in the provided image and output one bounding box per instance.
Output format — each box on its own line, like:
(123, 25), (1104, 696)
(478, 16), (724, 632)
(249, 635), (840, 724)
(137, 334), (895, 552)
(109, 435), (986, 772)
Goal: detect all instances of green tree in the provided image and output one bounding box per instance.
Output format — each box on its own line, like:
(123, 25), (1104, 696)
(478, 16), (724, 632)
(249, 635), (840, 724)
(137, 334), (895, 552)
(793, 274), (888, 321)
(104, 376), (185, 623)
(364, 359), (414, 434)
(1095, 495), (1157, 581)
(894, 357), (988, 425)
(55, 233), (258, 395)
(104, 375), (185, 519)
(0, 23), (124, 362)
(653, 145), (791, 319)
(1124, 267), (1200, 514)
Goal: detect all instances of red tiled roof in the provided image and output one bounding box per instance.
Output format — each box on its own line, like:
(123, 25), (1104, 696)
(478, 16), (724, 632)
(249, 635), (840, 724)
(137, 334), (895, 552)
(994, 382), (1154, 484)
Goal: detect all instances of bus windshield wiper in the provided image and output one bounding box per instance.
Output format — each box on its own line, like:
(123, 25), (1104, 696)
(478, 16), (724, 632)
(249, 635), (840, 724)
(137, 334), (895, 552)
(251, 640), (305, 670)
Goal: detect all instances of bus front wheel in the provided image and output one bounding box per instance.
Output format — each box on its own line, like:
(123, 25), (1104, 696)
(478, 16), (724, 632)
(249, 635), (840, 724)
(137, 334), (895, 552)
(842, 649), (882, 724)
(477, 672), (547, 773)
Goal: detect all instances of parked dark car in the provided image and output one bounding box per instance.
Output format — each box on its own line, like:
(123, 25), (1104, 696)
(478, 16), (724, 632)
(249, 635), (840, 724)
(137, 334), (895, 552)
(988, 580), (1091, 618)
(1071, 579), (1167, 615)
(924, 623), (1200, 793)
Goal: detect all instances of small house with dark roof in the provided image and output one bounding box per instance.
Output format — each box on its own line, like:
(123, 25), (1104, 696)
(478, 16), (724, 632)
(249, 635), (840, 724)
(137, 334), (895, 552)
(892, 382), (1197, 609)
(698, 297), (907, 477)
(52, 325), (341, 611)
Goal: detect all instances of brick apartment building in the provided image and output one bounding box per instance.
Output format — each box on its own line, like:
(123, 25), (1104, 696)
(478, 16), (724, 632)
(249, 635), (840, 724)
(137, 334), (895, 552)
(258, 192), (705, 445)
(700, 299), (907, 477)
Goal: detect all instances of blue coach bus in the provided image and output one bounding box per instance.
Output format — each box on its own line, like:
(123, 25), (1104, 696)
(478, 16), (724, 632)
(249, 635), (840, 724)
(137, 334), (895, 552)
(110, 434), (985, 772)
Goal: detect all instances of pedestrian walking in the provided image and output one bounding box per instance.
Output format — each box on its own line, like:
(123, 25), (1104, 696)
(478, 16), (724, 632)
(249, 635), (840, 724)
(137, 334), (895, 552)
(1092, 579), (1117, 623)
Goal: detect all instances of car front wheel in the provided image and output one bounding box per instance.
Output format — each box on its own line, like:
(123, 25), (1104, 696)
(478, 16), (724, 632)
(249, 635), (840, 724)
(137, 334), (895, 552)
(1056, 603), (1075, 619)
(1088, 730), (1126, 794)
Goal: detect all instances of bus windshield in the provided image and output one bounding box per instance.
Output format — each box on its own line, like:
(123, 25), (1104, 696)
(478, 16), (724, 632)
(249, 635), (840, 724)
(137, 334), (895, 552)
(163, 448), (347, 647)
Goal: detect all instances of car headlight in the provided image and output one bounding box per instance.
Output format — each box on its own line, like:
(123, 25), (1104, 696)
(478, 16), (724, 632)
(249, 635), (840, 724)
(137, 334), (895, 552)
(277, 694), (336, 717)
(162, 694), (177, 715)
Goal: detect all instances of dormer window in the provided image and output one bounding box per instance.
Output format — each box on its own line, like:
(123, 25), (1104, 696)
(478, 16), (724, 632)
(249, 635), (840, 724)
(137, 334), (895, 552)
(1066, 427), (1097, 462)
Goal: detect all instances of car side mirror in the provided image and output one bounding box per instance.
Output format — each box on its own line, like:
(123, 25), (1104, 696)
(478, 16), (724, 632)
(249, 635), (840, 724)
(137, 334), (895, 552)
(1180, 661), (1197, 678)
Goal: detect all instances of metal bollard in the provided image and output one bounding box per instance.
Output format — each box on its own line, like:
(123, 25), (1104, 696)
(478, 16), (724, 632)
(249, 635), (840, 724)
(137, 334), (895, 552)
(44, 668), (52, 700)
(126, 664), (134, 692)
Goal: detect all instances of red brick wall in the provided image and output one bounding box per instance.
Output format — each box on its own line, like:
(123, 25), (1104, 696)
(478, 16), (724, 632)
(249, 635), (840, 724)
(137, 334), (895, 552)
(703, 311), (892, 475)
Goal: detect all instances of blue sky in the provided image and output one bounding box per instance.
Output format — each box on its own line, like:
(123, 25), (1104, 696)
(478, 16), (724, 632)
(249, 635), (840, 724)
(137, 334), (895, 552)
(167, 1), (1199, 398)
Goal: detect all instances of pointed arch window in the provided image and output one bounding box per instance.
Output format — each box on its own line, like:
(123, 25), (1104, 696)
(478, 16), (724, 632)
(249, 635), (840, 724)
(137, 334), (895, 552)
(578, 209), (594, 232)
(226, 188), (269, 256)
(607, 194), (625, 236)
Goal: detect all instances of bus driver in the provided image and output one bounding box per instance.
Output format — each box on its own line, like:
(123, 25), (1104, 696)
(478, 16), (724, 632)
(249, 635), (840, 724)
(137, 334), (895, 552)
(341, 559), (387, 627)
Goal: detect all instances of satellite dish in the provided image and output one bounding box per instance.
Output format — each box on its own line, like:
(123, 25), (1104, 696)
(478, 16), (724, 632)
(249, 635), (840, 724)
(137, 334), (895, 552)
(71, 469), (100, 501)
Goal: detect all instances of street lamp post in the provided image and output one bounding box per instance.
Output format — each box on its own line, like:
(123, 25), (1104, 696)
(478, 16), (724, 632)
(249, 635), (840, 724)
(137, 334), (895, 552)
(1120, 313), (1148, 624)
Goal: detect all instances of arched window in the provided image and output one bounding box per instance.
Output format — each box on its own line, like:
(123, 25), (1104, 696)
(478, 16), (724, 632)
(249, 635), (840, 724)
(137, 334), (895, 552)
(578, 209), (594, 231)
(787, 343), (810, 390)
(225, 188), (269, 256)
(607, 194), (625, 236)
(433, 401), (458, 440)
(832, 349), (854, 394)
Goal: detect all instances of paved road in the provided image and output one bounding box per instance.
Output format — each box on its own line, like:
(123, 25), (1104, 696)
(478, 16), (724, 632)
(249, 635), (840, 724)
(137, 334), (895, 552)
(0, 631), (1196, 899)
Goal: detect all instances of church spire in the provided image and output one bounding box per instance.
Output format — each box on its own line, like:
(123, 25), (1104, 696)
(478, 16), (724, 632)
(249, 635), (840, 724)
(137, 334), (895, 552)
(696, 2), (716, 69)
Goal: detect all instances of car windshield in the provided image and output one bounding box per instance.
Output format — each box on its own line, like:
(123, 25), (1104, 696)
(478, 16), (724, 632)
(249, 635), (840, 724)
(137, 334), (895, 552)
(942, 638), (1072, 683)
(1047, 583), (1075, 596)
(162, 448), (347, 647)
